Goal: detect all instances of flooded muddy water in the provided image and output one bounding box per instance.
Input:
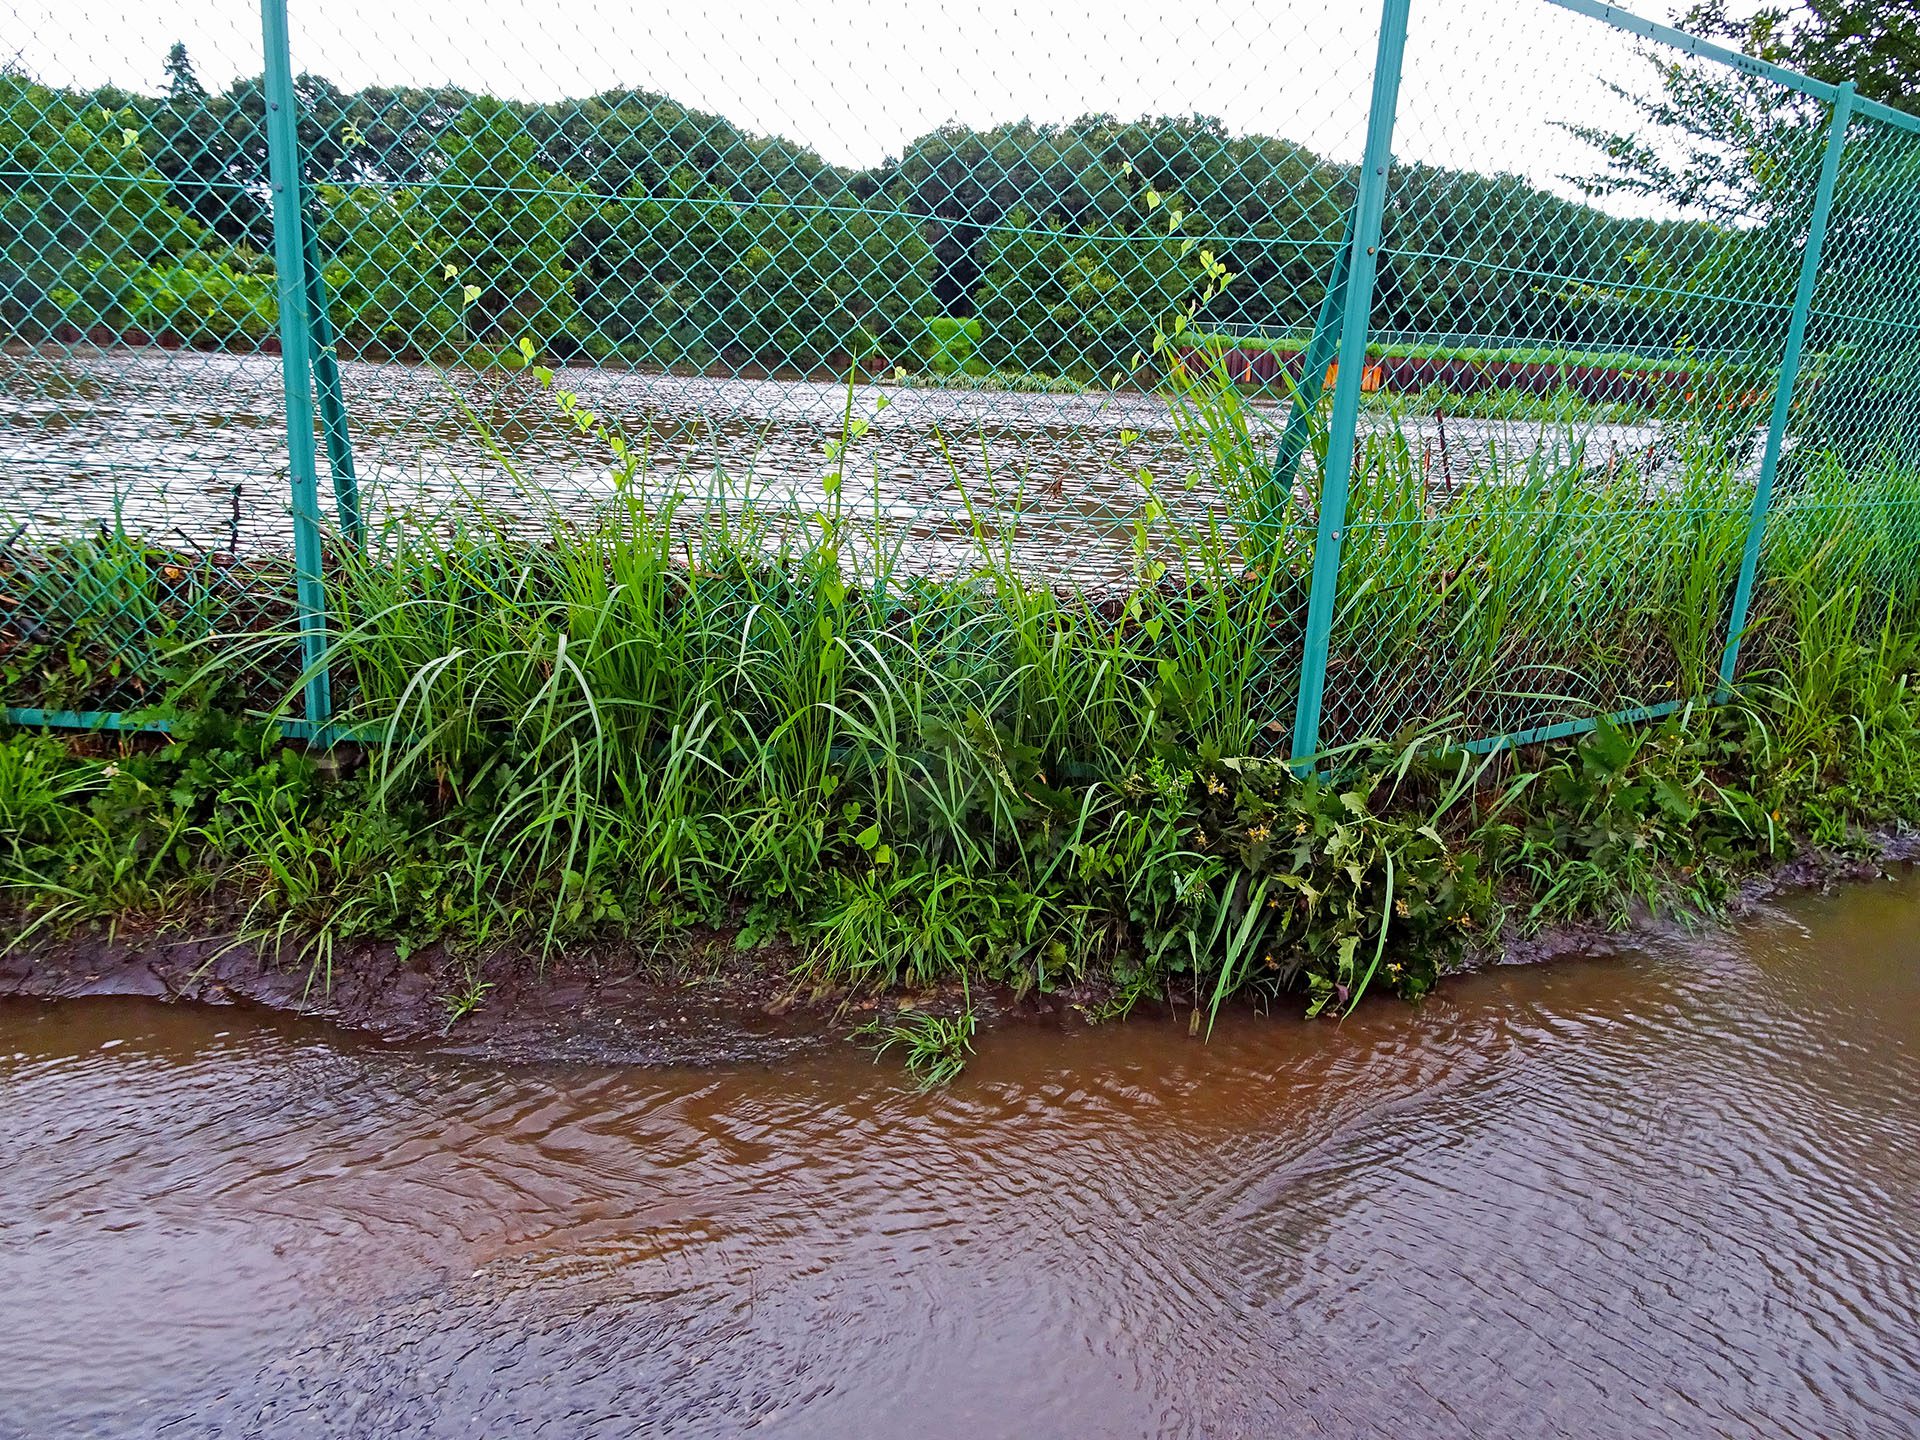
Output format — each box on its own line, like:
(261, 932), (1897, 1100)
(4, 878), (1918, 1438)
(0, 346), (1669, 584)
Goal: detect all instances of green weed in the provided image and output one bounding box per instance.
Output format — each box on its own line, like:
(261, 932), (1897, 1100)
(859, 984), (977, 1087)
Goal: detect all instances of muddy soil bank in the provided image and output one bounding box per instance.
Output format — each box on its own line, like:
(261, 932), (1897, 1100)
(0, 929), (835, 1066)
(0, 925), (1096, 1067)
(4, 830), (1915, 1064)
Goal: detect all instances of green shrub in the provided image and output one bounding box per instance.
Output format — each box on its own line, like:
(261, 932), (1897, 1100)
(918, 316), (984, 376)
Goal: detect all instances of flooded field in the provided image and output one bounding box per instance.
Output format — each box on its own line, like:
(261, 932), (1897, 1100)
(4, 877), (1918, 1437)
(0, 346), (1674, 584)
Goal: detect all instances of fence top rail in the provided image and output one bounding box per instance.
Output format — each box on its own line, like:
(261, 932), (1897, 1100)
(1542, 0), (1920, 135)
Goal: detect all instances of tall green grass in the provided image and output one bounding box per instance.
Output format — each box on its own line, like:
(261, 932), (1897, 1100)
(0, 509), (293, 712)
(1320, 428), (1761, 743)
(311, 444), (1293, 964)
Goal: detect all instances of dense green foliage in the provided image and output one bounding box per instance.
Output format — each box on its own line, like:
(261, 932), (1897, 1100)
(974, 199), (1204, 377)
(918, 316), (985, 376)
(1679, 1), (1919, 111)
(0, 71), (274, 345)
(2, 548), (1915, 1036)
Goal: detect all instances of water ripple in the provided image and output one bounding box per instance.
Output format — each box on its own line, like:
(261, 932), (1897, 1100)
(3, 881), (1920, 1437)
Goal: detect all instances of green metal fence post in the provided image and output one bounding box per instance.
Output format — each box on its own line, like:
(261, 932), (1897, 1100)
(303, 212), (362, 545)
(261, 0), (335, 733)
(1271, 211), (1352, 496)
(1289, 0), (1413, 766)
(1717, 82), (1856, 693)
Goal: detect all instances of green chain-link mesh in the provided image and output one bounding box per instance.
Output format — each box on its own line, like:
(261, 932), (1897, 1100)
(4, 0), (1919, 753)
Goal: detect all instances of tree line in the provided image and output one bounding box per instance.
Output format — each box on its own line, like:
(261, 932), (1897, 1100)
(1, 43), (1779, 381)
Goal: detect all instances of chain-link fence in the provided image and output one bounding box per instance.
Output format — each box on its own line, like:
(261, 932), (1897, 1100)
(5, 0), (1920, 756)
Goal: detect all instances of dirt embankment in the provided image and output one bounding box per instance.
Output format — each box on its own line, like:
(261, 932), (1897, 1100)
(0, 930), (841, 1065)
(0, 924), (1091, 1066)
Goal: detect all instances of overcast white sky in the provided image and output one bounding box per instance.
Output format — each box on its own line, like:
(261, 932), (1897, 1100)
(9, 0), (1683, 211)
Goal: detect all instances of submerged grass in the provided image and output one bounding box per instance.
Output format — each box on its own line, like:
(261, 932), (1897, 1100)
(4, 345), (1920, 1061)
(858, 981), (978, 1086)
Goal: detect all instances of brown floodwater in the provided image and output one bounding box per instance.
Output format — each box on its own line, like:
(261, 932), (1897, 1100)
(4, 879), (1919, 1438)
(1, 346), (1670, 586)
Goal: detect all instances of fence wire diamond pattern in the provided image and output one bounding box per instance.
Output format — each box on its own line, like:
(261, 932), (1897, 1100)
(4, 0), (1920, 758)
